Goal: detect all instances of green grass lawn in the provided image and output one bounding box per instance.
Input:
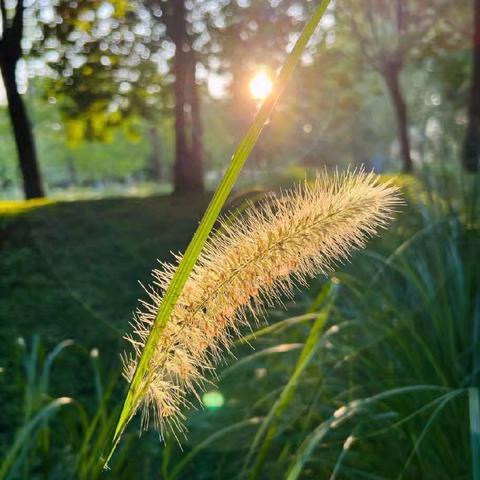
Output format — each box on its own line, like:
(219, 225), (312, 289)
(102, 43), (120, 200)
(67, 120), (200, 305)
(0, 194), (212, 354)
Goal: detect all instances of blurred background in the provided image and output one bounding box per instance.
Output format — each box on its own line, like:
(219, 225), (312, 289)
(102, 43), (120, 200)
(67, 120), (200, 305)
(0, 0), (475, 199)
(0, 1), (479, 479)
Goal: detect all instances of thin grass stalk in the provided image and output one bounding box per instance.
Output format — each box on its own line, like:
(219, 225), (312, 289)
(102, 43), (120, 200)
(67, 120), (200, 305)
(285, 385), (453, 480)
(103, 0), (332, 466)
(470, 387), (480, 480)
(328, 424), (361, 480)
(0, 397), (73, 480)
(396, 390), (464, 480)
(169, 417), (263, 480)
(243, 283), (336, 480)
(237, 313), (320, 345)
(220, 344), (304, 380)
(472, 286), (480, 480)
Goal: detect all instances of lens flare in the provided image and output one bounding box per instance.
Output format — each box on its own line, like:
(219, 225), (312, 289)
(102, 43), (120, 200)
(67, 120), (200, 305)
(249, 72), (273, 100)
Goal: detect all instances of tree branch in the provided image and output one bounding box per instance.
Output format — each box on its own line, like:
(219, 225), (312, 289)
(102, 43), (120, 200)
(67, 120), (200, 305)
(11, 0), (24, 50)
(0, 0), (8, 45)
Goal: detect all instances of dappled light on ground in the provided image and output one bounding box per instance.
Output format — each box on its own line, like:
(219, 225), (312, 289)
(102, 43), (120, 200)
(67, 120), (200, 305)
(0, 199), (54, 215)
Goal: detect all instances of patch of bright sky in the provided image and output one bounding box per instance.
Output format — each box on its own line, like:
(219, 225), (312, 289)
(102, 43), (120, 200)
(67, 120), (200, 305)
(0, 83), (5, 106)
(208, 73), (232, 98)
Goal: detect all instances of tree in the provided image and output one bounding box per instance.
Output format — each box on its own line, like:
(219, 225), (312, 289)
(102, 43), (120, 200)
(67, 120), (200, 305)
(1, 0), (158, 197)
(148, 0), (305, 193)
(154, 0), (204, 194)
(341, 0), (415, 173)
(167, 0), (202, 193)
(43, 0), (206, 193)
(211, 0), (317, 169)
(463, 0), (480, 172)
(0, 0), (45, 198)
(148, 126), (163, 182)
(338, 0), (465, 173)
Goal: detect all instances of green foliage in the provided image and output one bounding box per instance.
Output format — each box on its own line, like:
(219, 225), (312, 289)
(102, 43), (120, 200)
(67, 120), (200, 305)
(35, 0), (165, 144)
(0, 93), (172, 197)
(0, 335), (167, 479)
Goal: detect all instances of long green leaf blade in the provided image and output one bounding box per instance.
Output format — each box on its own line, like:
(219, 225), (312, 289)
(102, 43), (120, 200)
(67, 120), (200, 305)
(244, 283), (336, 480)
(0, 397), (72, 480)
(470, 387), (480, 480)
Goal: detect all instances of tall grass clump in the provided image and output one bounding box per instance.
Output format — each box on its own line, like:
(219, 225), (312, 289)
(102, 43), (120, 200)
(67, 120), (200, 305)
(269, 174), (480, 480)
(121, 171), (401, 440)
(0, 336), (164, 480)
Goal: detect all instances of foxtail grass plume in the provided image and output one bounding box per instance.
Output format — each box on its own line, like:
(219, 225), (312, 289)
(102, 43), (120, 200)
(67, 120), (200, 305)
(122, 170), (401, 440)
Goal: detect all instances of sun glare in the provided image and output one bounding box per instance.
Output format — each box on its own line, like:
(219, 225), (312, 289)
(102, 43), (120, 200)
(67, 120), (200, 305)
(249, 71), (273, 100)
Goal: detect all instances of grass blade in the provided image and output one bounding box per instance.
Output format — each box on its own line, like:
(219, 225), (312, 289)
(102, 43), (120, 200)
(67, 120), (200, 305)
(396, 389), (464, 480)
(470, 387), (480, 480)
(243, 282), (336, 479)
(237, 313), (320, 345)
(169, 417), (263, 480)
(285, 385), (452, 480)
(0, 397), (73, 480)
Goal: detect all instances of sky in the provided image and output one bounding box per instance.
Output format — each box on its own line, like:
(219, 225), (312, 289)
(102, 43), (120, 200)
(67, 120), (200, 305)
(0, 82), (5, 106)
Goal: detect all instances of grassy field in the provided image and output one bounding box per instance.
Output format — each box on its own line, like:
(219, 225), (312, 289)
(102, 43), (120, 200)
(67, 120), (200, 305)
(0, 195), (211, 350)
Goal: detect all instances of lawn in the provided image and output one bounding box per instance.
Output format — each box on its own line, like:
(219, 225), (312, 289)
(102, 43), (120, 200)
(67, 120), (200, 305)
(0, 194), (211, 351)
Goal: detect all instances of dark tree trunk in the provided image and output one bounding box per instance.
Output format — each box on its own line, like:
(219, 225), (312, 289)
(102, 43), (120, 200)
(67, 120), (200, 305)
(0, 61), (45, 198)
(1, 0), (44, 198)
(169, 0), (204, 194)
(148, 126), (162, 182)
(383, 64), (413, 173)
(463, 0), (480, 172)
(172, 20), (190, 194)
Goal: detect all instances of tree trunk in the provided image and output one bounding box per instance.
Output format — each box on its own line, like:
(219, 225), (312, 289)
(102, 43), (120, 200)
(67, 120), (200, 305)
(383, 64), (413, 173)
(463, 0), (480, 172)
(172, 34), (190, 193)
(170, 0), (204, 194)
(0, 61), (45, 198)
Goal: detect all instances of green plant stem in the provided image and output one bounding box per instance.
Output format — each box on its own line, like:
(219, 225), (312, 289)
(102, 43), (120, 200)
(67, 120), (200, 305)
(244, 283), (336, 480)
(0, 397), (73, 480)
(470, 387), (480, 480)
(102, 0), (331, 467)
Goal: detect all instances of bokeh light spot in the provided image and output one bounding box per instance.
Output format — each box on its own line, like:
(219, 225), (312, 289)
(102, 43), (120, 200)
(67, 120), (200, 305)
(202, 390), (225, 410)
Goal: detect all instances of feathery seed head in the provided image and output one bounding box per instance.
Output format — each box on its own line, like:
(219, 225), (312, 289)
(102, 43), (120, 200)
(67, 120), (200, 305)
(122, 170), (402, 439)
